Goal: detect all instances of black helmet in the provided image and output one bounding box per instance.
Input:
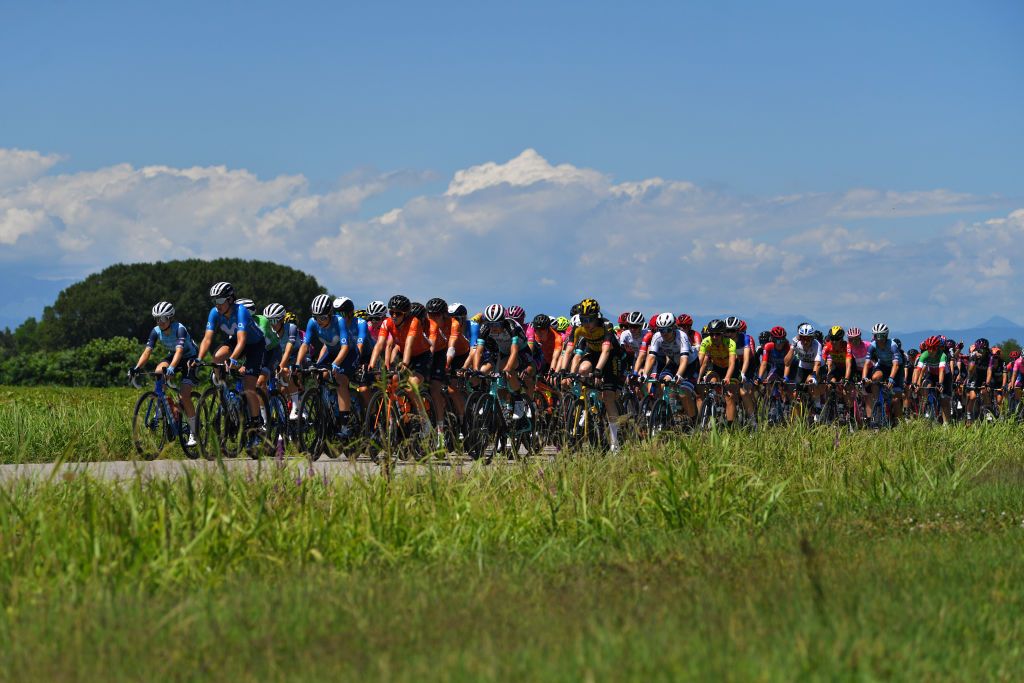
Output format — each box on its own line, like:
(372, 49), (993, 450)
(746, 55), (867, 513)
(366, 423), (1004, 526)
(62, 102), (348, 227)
(708, 319), (726, 334)
(758, 330), (771, 346)
(410, 302), (426, 318)
(570, 303), (581, 316)
(388, 294), (411, 313)
(426, 297), (448, 314)
(723, 316), (741, 332)
(532, 313), (551, 330)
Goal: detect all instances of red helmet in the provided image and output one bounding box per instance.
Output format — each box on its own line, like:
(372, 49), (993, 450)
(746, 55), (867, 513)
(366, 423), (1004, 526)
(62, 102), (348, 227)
(770, 326), (786, 339)
(923, 335), (941, 351)
(738, 319), (748, 334)
(676, 313), (693, 328)
(847, 327), (861, 339)
(647, 313), (658, 330)
(618, 311), (630, 325)
(1010, 350), (1021, 360)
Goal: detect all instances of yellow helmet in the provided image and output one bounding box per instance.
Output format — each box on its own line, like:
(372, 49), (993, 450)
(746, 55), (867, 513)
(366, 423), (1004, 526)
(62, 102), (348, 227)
(829, 325), (845, 341)
(283, 312), (298, 325)
(554, 316), (570, 332)
(578, 298), (601, 318)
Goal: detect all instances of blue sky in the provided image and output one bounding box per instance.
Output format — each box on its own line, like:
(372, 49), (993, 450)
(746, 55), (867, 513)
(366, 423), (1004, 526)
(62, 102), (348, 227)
(1, 0), (1022, 331)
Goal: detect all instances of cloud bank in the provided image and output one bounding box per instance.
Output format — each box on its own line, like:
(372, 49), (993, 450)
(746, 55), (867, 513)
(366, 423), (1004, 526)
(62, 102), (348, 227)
(0, 147), (1015, 328)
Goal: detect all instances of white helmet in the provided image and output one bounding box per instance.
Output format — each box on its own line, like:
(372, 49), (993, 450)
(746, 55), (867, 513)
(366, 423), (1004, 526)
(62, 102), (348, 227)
(448, 302), (468, 317)
(311, 294), (332, 316)
(366, 300), (387, 318)
(797, 323), (815, 337)
(209, 281), (234, 298)
(655, 312), (675, 330)
(483, 303), (505, 323)
(626, 311), (645, 326)
(332, 296), (354, 314)
(263, 303), (286, 321)
(235, 298), (255, 312)
(872, 323), (889, 336)
(152, 301), (174, 318)
(570, 314), (581, 327)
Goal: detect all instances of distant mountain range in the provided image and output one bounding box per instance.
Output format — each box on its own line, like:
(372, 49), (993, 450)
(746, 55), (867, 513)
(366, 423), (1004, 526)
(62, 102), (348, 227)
(697, 314), (1023, 348)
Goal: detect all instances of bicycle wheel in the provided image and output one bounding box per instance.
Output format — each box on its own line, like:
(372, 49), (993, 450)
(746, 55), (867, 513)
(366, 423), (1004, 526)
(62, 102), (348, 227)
(364, 390), (399, 465)
(266, 393), (289, 457)
(465, 393), (502, 464)
(616, 392), (646, 444)
(132, 391), (172, 460)
(195, 388), (220, 460)
(509, 396), (542, 458)
(648, 399), (674, 438)
(297, 388), (325, 460)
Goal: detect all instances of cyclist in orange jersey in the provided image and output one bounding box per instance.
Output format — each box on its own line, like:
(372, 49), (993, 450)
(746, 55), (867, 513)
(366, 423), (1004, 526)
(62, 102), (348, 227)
(425, 297), (470, 429)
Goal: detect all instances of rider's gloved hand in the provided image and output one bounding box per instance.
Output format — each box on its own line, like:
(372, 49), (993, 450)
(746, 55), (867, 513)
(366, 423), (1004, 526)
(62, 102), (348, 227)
(783, 376), (793, 384)
(128, 366), (140, 377)
(228, 357), (241, 369)
(165, 366), (176, 377)
(331, 363), (342, 374)
(887, 377), (895, 386)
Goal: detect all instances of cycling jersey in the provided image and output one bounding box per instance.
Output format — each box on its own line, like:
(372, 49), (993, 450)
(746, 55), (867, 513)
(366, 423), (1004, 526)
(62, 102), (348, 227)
(790, 338), (822, 369)
(527, 325), (561, 367)
(846, 339), (869, 368)
(868, 340), (900, 367)
(303, 314), (345, 353)
(379, 316), (431, 356)
(699, 336), (737, 367)
(572, 320), (619, 356)
(822, 340), (847, 366)
(617, 328), (642, 356)
(916, 350), (948, 373)
(761, 340), (790, 368)
(146, 322), (198, 359)
(255, 315), (281, 351)
(649, 330), (692, 364)
(478, 319), (529, 357)
(206, 304), (265, 344)
(340, 316), (374, 351)
(429, 316), (471, 356)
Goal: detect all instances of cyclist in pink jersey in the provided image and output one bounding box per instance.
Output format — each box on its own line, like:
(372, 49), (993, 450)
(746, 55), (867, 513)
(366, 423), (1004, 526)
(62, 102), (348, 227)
(844, 327), (870, 380)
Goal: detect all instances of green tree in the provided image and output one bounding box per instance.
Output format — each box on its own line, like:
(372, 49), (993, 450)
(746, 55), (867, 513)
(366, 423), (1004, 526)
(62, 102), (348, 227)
(23, 259), (326, 350)
(998, 338), (1021, 355)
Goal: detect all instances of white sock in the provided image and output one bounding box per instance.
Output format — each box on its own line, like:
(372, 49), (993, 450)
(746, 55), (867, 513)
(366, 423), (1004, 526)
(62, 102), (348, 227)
(187, 416), (198, 434)
(608, 421), (619, 448)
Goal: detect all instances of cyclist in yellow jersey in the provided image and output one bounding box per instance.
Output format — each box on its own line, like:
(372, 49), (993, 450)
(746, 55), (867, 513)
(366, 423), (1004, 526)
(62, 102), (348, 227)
(697, 319), (739, 424)
(568, 298), (624, 451)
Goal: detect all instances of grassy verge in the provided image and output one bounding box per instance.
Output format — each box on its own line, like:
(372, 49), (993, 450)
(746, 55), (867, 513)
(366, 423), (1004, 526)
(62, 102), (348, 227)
(2, 422), (1024, 680)
(0, 386), (136, 463)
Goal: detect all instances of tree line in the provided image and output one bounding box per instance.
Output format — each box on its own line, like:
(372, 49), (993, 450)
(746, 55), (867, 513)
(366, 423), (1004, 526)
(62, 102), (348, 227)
(0, 259), (326, 386)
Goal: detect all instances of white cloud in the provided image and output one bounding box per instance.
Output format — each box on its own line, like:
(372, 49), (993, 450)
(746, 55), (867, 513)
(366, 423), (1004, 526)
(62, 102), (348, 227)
(0, 146), (1014, 328)
(0, 149), (62, 190)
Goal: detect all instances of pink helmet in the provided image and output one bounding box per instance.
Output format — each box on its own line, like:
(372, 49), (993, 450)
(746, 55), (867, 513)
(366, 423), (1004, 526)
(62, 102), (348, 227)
(507, 305), (526, 324)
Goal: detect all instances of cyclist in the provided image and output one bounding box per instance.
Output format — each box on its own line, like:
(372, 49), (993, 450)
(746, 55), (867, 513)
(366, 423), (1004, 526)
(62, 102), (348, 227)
(268, 309), (303, 420)
(821, 326), (848, 410)
(697, 319), (738, 425)
(293, 294), (357, 436)
(725, 317), (757, 422)
(426, 297), (470, 433)
(130, 301), (201, 446)
(197, 282), (267, 427)
(568, 298), (625, 450)
(642, 312), (697, 421)
(617, 311), (645, 372)
(369, 295), (433, 420)
(528, 313), (562, 374)
(913, 335), (951, 423)
(863, 323), (903, 423)
(474, 304), (531, 395)
(785, 323), (823, 414)
(965, 337), (992, 421)
(255, 302), (301, 417)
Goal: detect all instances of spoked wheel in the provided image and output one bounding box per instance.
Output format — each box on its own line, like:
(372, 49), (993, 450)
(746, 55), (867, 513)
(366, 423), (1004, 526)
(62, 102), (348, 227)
(176, 403), (202, 461)
(616, 393), (646, 445)
(648, 399), (674, 438)
(297, 389), (325, 461)
(237, 389), (272, 459)
(465, 393), (503, 464)
(569, 399), (607, 450)
(131, 391), (171, 460)
(196, 388), (221, 461)
(364, 390), (399, 466)
(509, 397), (542, 459)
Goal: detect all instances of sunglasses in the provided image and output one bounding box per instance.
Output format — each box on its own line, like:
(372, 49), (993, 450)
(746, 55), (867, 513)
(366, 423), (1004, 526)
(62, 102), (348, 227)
(710, 332), (722, 337)
(155, 315), (171, 324)
(212, 297), (230, 305)
(389, 310), (406, 317)
(315, 314), (331, 323)
(579, 316), (597, 324)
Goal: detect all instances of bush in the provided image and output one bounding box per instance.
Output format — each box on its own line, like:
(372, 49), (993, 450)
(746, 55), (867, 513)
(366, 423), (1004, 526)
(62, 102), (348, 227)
(0, 337), (139, 387)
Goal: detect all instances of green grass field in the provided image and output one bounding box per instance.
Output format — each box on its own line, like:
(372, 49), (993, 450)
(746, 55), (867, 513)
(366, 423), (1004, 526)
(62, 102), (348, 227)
(1, 387), (1024, 680)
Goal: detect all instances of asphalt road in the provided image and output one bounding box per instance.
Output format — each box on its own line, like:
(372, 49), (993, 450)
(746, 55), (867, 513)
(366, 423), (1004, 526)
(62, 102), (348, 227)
(0, 455), (484, 482)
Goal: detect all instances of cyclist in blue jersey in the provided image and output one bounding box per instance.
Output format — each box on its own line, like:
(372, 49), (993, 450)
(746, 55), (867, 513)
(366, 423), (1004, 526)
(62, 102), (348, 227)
(295, 294), (355, 434)
(196, 281), (267, 425)
(130, 301), (200, 446)
(331, 295), (374, 419)
(862, 322), (903, 422)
